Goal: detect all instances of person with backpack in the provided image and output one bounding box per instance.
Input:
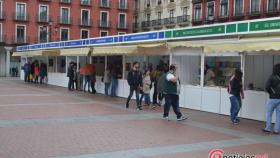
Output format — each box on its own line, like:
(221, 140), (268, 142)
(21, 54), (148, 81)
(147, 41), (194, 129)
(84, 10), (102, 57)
(263, 64), (280, 135)
(228, 69), (244, 125)
(126, 62), (143, 110)
(163, 64), (187, 121)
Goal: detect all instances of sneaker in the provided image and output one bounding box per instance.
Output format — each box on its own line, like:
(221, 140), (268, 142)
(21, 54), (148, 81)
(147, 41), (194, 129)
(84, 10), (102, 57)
(177, 115), (188, 121)
(232, 120), (239, 125)
(163, 116), (169, 121)
(126, 103), (129, 109)
(262, 129), (271, 134)
(137, 106), (143, 111)
(273, 131), (280, 135)
(151, 105), (156, 110)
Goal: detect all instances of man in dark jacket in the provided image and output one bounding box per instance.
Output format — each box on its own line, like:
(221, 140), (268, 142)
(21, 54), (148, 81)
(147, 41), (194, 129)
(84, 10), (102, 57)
(67, 62), (74, 91)
(263, 64), (280, 135)
(126, 62), (143, 110)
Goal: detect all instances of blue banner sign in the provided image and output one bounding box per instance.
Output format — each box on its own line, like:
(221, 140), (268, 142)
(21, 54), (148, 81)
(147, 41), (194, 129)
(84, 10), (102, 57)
(46, 42), (60, 49)
(89, 37), (114, 45)
(29, 44), (43, 50)
(64, 40), (83, 47)
(123, 32), (158, 42)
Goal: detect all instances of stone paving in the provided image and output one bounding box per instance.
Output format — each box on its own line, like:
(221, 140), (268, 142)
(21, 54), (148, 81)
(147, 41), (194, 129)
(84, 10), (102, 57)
(0, 78), (279, 158)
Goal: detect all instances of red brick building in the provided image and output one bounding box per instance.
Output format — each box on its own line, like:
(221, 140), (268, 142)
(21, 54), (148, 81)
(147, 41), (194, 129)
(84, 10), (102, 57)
(192, 0), (280, 26)
(0, 0), (134, 45)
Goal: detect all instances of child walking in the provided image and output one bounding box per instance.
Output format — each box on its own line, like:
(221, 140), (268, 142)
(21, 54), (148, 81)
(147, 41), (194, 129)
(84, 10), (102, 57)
(140, 70), (155, 109)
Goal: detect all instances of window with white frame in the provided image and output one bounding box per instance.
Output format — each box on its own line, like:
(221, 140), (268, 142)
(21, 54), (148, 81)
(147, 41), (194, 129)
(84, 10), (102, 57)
(101, 0), (109, 7)
(220, 0), (228, 17)
(39, 5), (48, 22)
(60, 28), (69, 41)
(234, 0), (243, 16)
(100, 11), (108, 27)
(250, 0), (260, 13)
(61, 7), (70, 24)
(194, 4), (202, 20)
(0, 23), (2, 41)
(169, 9), (174, 18)
(146, 13), (151, 21)
(268, 0), (278, 11)
(39, 26), (48, 43)
(0, 1), (3, 19)
(118, 13), (126, 28)
(207, 2), (215, 20)
(81, 29), (89, 39)
(157, 11), (162, 20)
(16, 25), (26, 43)
(81, 9), (90, 25)
(16, 3), (26, 20)
(146, 0), (150, 7)
(183, 7), (188, 16)
(100, 31), (108, 37)
(119, 0), (127, 9)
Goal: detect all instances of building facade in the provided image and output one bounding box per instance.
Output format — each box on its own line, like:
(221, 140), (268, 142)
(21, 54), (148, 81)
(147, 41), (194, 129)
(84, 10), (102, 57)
(133, 0), (192, 33)
(192, 0), (280, 26)
(0, 0), (134, 76)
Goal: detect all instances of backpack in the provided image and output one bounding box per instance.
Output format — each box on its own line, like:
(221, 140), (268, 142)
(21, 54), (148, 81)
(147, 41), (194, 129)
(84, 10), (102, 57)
(270, 75), (280, 96)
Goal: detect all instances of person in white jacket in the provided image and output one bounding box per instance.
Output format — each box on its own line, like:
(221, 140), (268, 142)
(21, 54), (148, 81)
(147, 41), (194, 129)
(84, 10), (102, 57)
(140, 70), (155, 109)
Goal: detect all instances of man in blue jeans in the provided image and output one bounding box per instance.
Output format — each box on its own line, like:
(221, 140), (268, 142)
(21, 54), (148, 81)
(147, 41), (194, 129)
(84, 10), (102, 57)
(263, 64), (280, 135)
(163, 64), (187, 121)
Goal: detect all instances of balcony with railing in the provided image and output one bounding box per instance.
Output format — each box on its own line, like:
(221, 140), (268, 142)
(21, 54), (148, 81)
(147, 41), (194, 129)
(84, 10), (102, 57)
(100, 0), (111, 8)
(14, 13), (29, 22)
(99, 20), (111, 28)
(37, 14), (51, 23)
(265, 7), (280, 16)
(80, 0), (92, 6)
(141, 21), (151, 30)
(13, 36), (30, 44)
(152, 19), (164, 29)
(133, 23), (139, 32)
(118, 1), (128, 10)
(248, 10), (261, 18)
(117, 22), (128, 29)
(164, 17), (176, 27)
(177, 15), (190, 26)
(60, 0), (72, 4)
(79, 19), (93, 27)
(232, 12), (245, 20)
(59, 16), (72, 25)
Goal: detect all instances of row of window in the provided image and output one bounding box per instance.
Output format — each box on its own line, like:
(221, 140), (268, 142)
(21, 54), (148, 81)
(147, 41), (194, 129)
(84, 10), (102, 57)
(194, 0), (280, 20)
(14, 2), (127, 27)
(6, 24), (126, 44)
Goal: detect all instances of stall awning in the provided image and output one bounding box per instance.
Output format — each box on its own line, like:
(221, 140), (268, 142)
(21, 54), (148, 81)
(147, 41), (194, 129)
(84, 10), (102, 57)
(137, 43), (168, 55)
(204, 39), (280, 53)
(60, 47), (91, 56)
(92, 46), (137, 56)
(42, 50), (60, 56)
(12, 52), (25, 57)
(168, 41), (205, 49)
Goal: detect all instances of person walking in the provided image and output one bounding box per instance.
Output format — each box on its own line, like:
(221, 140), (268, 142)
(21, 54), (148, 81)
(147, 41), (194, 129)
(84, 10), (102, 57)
(40, 63), (47, 84)
(126, 62), (143, 110)
(103, 67), (111, 96)
(140, 69), (154, 108)
(157, 65), (168, 106)
(163, 64), (187, 121)
(263, 64), (280, 135)
(67, 62), (74, 91)
(24, 62), (31, 83)
(228, 69), (244, 125)
(73, 65), (78, 90)
(110, 66), (118, 97)
(34, 63), (40, 84)
(91, 72), (96, 94)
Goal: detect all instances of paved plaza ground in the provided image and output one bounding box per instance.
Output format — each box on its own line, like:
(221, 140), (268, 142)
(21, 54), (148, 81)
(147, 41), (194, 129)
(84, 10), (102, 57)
(0, 78), (279, 158)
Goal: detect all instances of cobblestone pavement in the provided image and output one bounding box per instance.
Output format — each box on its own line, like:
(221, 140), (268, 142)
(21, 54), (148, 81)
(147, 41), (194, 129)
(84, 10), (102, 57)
(0, 78), (279, 158)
